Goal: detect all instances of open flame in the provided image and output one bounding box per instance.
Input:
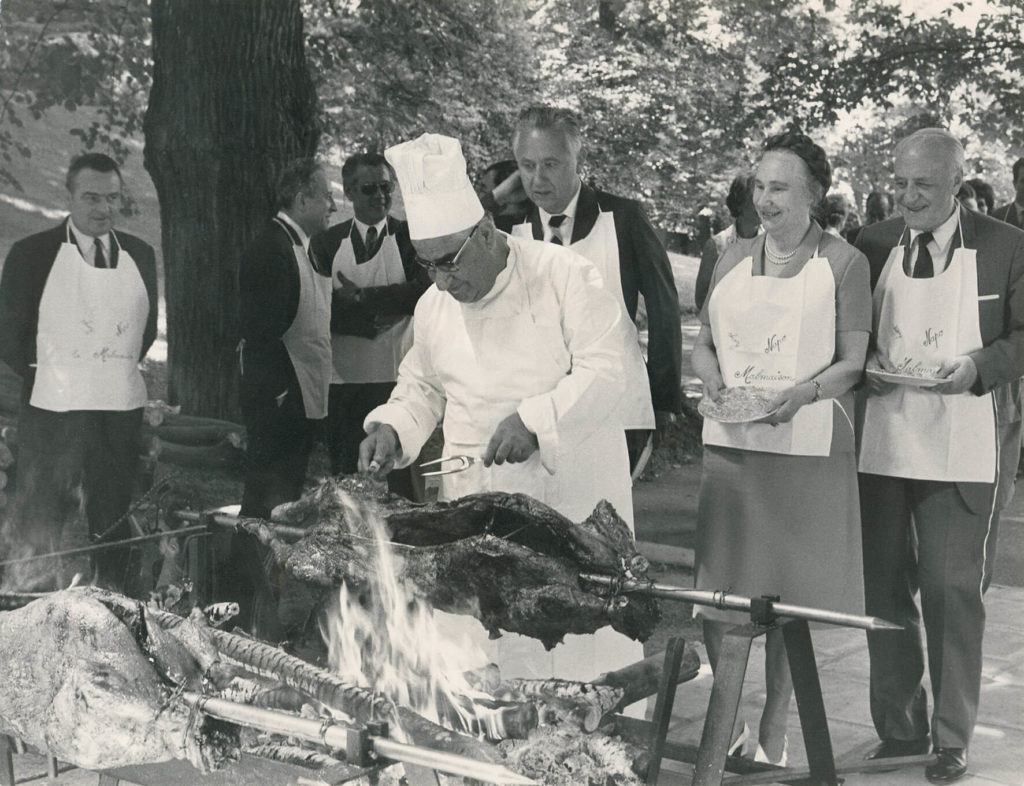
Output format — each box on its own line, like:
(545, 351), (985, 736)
(319, 487), (492, 734)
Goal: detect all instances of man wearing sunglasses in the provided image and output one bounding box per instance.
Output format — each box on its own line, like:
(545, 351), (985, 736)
(357, 133), (648, 689)
(311, 153), (430, 500)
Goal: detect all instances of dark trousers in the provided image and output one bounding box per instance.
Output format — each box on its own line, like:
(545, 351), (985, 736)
(233, 399), (319, 639)
(860, 473), (999, 749)
(626, 428), (654, 477)
(325, 382), (418, 500)
(12, 405), (143, 592)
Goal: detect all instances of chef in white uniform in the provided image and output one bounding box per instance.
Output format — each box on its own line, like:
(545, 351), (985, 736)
(358, 133), (646, 689)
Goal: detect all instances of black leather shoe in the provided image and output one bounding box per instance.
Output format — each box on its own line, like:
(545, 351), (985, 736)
(926, 748), (968, 783)
(867, 737), (932, 759)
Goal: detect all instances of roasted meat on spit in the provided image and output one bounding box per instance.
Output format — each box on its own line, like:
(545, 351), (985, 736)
(238, 476), (661, 649)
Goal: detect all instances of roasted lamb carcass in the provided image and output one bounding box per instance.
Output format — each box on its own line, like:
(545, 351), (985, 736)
(0, 588), (239, 772)
(238, 476), (661, 649)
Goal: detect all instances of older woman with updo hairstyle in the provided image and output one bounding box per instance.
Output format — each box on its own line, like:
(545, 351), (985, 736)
(690, 130), (871, 764)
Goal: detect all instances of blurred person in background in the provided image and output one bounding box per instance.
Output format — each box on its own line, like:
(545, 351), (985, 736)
(957, 181), (979, 211)
(966, 178), (994, 215)
(865, 190), (894, 225)
(992, 157), (1024, 229)
(695, 172), (761, 310)
(823, 193), (850, 237)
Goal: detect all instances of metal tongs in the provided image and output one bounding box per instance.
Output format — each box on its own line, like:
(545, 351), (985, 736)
(419, 455), (477, 476)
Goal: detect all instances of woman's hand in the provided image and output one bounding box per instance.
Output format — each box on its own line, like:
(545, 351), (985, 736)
(702, 371), (726, 403)
(765, 382), (816, 424)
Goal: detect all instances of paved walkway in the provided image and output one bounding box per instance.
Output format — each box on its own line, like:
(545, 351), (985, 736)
(640, 587), (1024, 784)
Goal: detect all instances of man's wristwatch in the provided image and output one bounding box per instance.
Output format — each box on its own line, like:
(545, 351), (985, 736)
(810, 379), (823, 402)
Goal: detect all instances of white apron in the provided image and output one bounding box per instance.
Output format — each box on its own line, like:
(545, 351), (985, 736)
(704, 253), (837, 456)
(329, 225), (414, 384)
(858, 227), (996, 482)
(277, 219), (332, 420)
(432, 256), (643, 690)
(31, 227), (148, 412)
(513, 213), (655, 430)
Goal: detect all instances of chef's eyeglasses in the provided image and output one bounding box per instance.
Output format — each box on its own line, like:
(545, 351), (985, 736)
(415, 225), (478, 274)
(359, 181), (395, 196)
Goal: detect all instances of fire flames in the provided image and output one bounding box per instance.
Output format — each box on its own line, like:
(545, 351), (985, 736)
(319, 488), (492, 736)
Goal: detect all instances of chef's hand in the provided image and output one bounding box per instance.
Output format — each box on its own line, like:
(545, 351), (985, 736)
(765, 383), (816, 425)
(358, 425), (401, 480)
(931, 355), (978, 395)
(863, 353), (897, 395)
(483, 412), (538, 466)
(701, 371), (726, 403)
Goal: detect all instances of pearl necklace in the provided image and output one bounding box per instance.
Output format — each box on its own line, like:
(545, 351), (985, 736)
(765, 236), (799, 265)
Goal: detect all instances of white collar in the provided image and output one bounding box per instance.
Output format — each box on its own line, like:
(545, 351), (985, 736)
(354, 216), (388, 239)
(909, 204), (959, 252)
(538, 181), (582, 225)
(276, 210), (310, 251)
(68, 218), (109, 254)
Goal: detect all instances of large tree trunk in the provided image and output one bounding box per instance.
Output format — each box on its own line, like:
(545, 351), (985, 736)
(143, 0), (319, 417)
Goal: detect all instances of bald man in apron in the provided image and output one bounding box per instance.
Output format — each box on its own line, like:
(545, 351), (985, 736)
(856, 129), (1024, 783)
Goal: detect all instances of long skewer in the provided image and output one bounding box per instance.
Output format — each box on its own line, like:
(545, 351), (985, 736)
(580, 573), (901, 631)
(181, 692), (536, 785)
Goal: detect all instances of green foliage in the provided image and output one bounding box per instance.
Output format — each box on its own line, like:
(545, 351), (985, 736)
(0, 0), (150, 192)
(2, 0), (1022, 225)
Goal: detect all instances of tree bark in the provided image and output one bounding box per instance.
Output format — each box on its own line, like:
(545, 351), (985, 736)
(143, 0), (319, 417)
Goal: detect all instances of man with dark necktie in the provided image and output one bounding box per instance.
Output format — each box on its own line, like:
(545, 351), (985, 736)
(855, 128), (1024, 783)
(311, 153), (429, 499)
(992, 156), (1024, 229)
(0, 153), (159, 592)
(491, 105), (682, 477)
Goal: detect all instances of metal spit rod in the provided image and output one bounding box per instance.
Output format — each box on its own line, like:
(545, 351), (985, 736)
(580, 573), (901, 631)
(182, 692), (536, 785)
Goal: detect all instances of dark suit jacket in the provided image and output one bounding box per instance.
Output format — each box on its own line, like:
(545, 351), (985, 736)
(992, 202), (1023, 229)
(854, 207), (1024, 511)
(311, 215), (429, 339)
(0, 218), (159, 403)
(238, 218), (331, 416)
(495, 183), (683, 415)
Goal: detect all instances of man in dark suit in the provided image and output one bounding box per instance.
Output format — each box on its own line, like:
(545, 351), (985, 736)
(492, 105), (682, 475)
(0, 153), (159, 592)
(855, 128), (1024, 783)
(234, 158), (334, 636)
(991, 156), (1024, 228)
(311, 153), (429, 499)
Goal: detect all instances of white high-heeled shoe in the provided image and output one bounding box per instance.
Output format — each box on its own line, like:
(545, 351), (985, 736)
(728, 722), (750, 757)
(753, 735), (788, 767)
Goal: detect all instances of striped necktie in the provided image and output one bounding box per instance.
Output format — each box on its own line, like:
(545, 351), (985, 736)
(94, 238), (108, 268)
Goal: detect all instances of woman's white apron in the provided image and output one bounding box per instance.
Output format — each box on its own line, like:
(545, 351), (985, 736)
(858, 225), (995, 482)
(329, 224), (414, 384)
(32, 227), (148, 411)
(704, 254), (837, 455)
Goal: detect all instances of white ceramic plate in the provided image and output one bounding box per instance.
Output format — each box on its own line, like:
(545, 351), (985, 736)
(866, 368), (941, 388)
